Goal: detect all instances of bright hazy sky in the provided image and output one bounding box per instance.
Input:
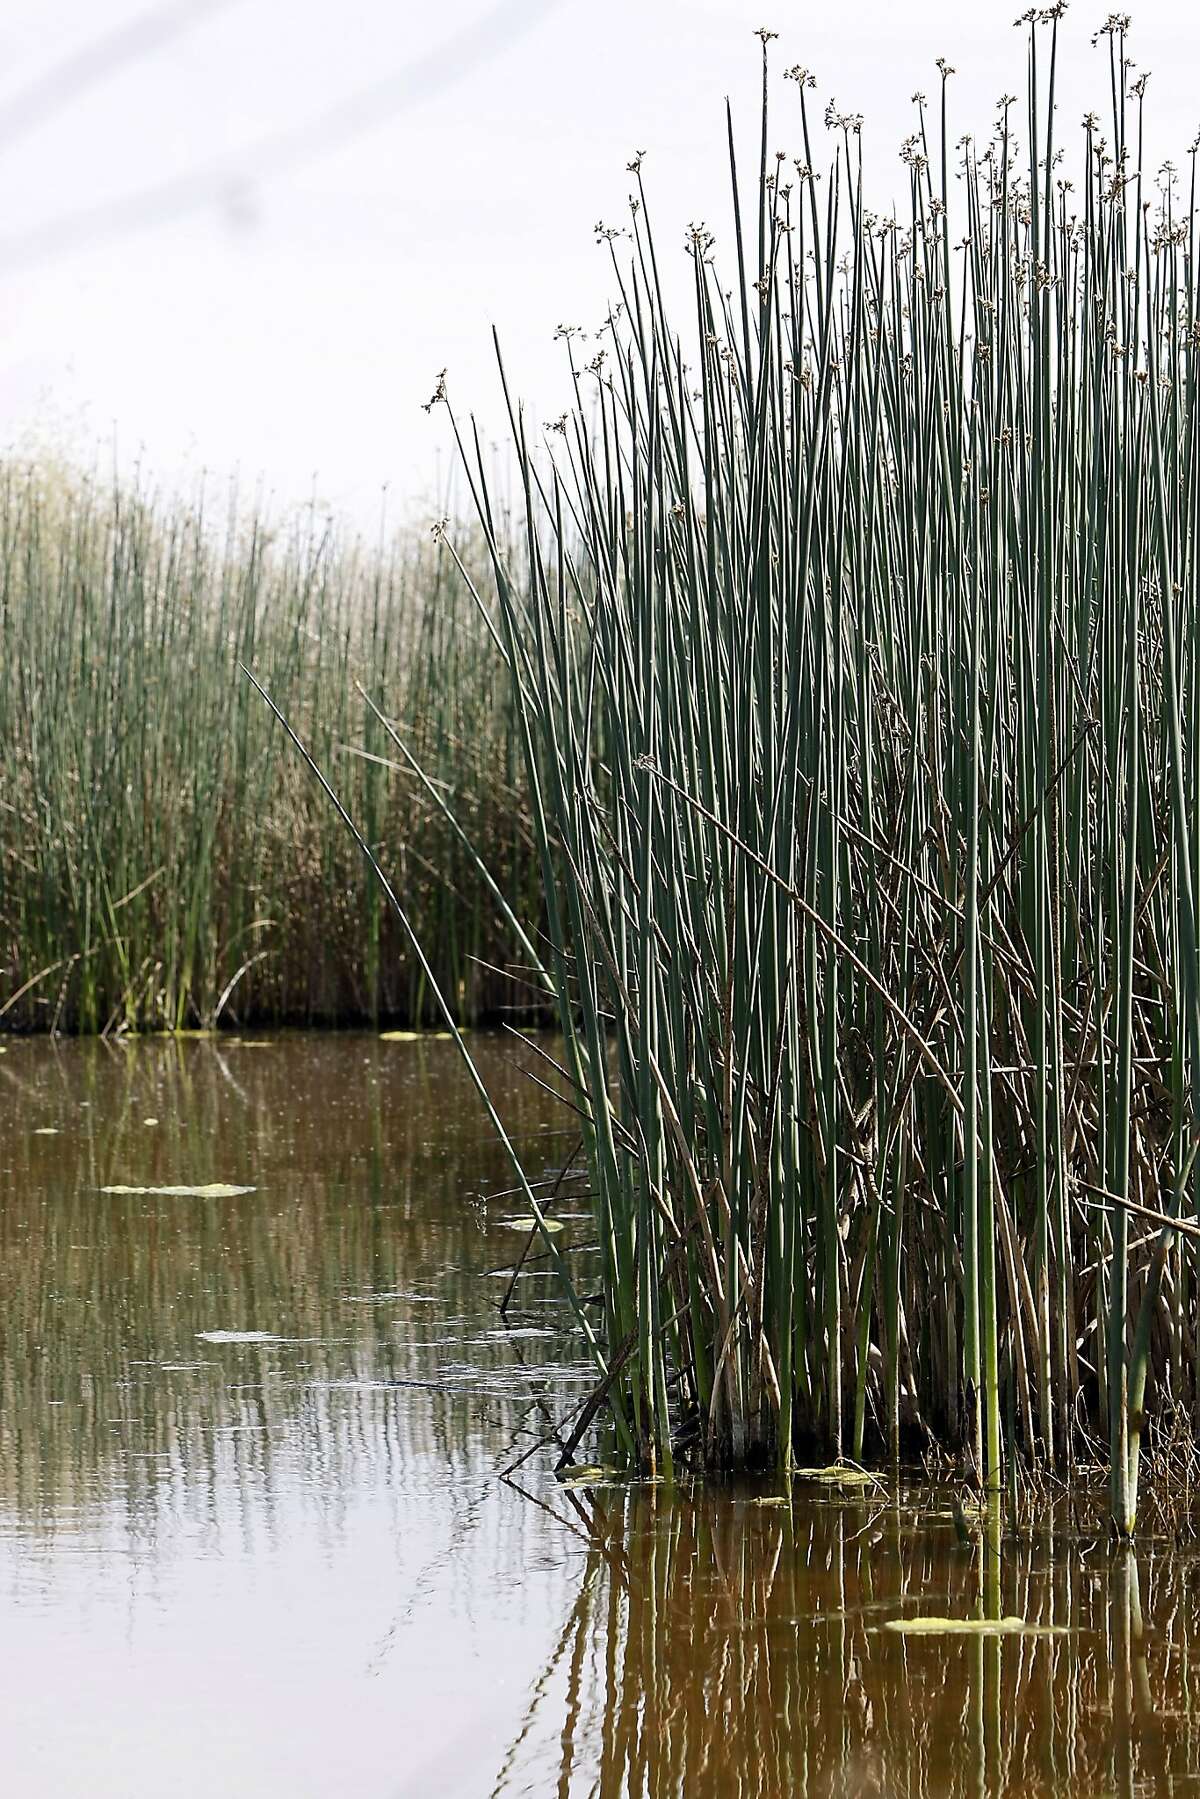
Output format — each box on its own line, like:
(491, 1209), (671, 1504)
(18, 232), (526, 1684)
(1, 0), (1198, 529)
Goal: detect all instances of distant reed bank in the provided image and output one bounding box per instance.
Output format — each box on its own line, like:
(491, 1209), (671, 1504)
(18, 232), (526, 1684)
(0, 464), (536, 1034)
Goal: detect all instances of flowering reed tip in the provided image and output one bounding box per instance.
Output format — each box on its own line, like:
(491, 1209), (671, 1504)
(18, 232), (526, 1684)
(421, 370), (448, 415)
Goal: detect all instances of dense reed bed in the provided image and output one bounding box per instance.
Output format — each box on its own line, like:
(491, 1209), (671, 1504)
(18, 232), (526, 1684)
(1, 465), (537, 1033)
(431, 14), (1200, 1528)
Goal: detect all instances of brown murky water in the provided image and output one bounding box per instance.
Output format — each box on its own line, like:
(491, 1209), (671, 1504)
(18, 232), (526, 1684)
(2, 1032), (1200, 1797)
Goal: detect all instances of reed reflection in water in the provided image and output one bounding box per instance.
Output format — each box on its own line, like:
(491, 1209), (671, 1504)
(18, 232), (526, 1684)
(5, 1032), (1200, 1797)
(0, 1032), (594, 1796)
(496, 1481), (1200, 1798)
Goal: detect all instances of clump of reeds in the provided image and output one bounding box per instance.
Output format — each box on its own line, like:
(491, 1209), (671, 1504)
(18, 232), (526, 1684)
(435, 10), (1200, 1531)
(0, 465), (539, 1033)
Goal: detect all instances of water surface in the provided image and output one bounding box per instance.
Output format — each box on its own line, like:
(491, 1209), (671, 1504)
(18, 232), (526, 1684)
(2, 1033), (1198, 1796)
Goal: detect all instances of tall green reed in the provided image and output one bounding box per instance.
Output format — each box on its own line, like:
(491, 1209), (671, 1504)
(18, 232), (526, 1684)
(0, 464), (538, 1034)
(432, 13), (1200, 1530)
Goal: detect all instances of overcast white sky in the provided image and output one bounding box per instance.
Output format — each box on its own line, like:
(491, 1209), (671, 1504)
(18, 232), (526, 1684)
(1, 0), (1198, 530)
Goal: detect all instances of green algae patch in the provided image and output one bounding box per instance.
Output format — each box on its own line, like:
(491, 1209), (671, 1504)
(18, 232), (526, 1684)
(557, 1465), (663, 1492)
(792, 1465), (878, 1489)
(877, 1615), (1069, 1638)
(379, 1030), (455, 1042)
(100, 1182), (256, 1198)
(558, 1465), (618, 1490)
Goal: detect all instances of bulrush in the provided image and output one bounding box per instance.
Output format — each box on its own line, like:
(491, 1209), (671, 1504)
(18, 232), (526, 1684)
(430, 12), (1200, 1532)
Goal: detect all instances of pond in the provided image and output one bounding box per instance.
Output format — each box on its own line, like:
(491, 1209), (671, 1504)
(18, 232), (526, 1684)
(1, 1032), (1198, 1796)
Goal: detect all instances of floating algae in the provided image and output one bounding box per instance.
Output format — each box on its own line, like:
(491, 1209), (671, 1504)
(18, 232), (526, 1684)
(877, 1616), (1070, 1638)
(100, 1183), (256, 1198)
(379, 1030), (453, 1042)
(792, 1466), (879, 1489)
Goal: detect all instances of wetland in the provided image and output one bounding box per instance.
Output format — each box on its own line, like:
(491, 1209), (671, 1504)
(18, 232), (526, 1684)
(3, 1032), (1198, 1797)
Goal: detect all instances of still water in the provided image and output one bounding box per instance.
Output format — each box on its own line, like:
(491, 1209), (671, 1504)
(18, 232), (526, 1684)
(2, 1032), (1199, 1797)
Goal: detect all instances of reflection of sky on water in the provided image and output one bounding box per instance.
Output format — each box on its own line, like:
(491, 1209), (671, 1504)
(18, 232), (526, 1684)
(4, 1033), (1200, 1796)
(0, 1034), (589, 1796)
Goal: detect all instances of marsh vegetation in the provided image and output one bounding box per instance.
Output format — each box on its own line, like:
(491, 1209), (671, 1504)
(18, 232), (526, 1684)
(0, 465), (536, 1034)
(419, 13), (1200, 1532)
(8, 12), (1200, 1543)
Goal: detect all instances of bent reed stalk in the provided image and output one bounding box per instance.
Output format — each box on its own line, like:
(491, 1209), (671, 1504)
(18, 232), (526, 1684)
(430, 13), (1200, 1530)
